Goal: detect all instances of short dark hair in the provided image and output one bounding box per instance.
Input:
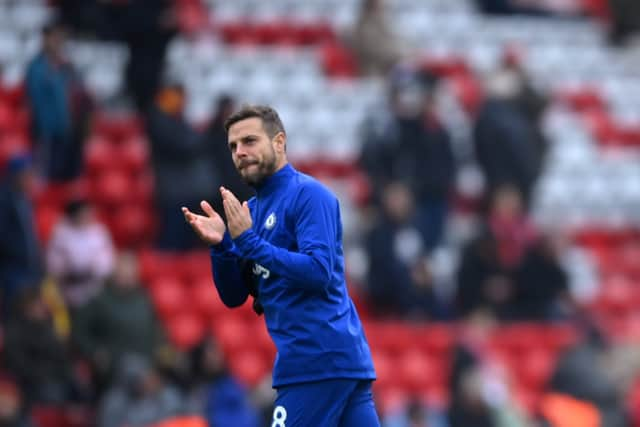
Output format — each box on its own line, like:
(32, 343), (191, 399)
(223, 105), (286, 138)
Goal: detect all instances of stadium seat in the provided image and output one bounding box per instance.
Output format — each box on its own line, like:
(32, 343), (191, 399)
(166, 312), (206, 350)
(119, 136), (149, 173)
(212, 315), (251, 355)
(191, 277), (227, 320)
(229, 349), (270, 387)
(110, 204), (154, 249)
(150, 277), (187, 318)
(90, 169), (133, 206)
(397, 349), (442, 393)
(35, 205), (61, 244)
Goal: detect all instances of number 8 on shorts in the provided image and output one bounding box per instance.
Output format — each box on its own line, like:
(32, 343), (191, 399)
(272, 405), (287, 427)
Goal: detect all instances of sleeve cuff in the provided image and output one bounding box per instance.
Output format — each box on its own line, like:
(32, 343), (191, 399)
(210, 231), (234, 253)
(232, 229), (256, 256)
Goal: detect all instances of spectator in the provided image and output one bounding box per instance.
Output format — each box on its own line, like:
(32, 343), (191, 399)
(98, 353), (185, 427)
(383, 396), (448, 427)
(25, 21), (92, 182)
(365, 182), (449, 319)
(202, 95), (254, 220)
(473, 61), (547, 206)
(545, 323), (630, 427)
(3, 287), (82, 406)
(0, 376), (34, 427)
(455, 228), (514, 319)
(146, 81), (218, 250)
(449, 309), (529, 427)
(73, 251), (165, 394)
(513, 234), (573, 321)
(487, 185), (538, 270)
(0, 155), (42, 317)
(360, 69), (456, 250)
(184, 338), (260, 427)
(608, 0), (640, 45)
(46, 198), (115, 314)
(348, 0), (407, 76)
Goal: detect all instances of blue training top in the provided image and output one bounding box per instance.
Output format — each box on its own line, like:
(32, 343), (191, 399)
(210, 164), (376, 387)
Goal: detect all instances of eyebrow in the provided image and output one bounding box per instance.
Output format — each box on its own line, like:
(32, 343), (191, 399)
(228, 133), (259, 146)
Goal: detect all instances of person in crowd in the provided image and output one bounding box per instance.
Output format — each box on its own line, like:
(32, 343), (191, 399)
(184, 337), (260, 427)
(98, 353), (185, 427)
(25, 20), (92, 182)
(360, 68), (456, 250)
(449, 309), (530, 427)
(473, 58), (547, 207)
(542, 321), (632, 427)
(146, 81), (218, 250)
(0, 376), (34, 427)
(365, 181), (449, 319)
(455, 228), (514, 319)
(348, 0), (407, 76)
(608, 0), (640, 45)
(0, 155), (42, 318)
(3, 287), (84, 406)
(73, 251), (165, 395)
(383, 395), (448, 427)
(486, 185), (538, 270)
(46, 198), (115, 315)
(512, 234), (573, 321)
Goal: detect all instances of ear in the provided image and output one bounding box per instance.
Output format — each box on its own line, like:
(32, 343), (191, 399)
(273, 132), (286, 153)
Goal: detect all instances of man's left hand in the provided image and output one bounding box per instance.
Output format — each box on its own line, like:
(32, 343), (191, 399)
(221, 186), (252, 238)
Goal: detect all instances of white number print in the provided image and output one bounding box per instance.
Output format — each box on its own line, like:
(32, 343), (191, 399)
(272, 405), (288, 427)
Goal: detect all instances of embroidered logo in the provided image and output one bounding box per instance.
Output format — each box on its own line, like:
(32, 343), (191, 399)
(265, 212), (276, 230)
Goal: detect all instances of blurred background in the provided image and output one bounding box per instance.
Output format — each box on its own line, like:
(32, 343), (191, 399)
(1, 0), (640, 426)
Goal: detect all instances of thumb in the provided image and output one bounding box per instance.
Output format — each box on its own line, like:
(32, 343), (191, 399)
(200, 200), (217, 218)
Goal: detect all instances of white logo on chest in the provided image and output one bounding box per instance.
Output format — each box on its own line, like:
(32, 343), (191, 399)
(265, 212), (276, 230)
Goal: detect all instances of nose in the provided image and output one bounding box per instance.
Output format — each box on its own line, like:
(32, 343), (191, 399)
(235, 142), (248, 158)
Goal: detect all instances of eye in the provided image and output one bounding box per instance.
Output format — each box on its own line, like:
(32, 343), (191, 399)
(228, 142), (237, 152)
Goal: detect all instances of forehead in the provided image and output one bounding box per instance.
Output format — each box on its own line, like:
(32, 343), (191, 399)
(227, 117), (267, 142)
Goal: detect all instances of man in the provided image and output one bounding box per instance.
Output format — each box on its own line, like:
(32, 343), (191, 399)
(182, 106), (379, 426)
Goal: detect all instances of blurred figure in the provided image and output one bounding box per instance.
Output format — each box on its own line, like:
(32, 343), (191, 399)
(455, 228), (514, 319)
(473, 54), (548, 206)
(74, 251), (165, 395)
(0, 376), (34, 427)
(608, 0), (640, 45)
(449, 309), (529, 427)
(360, 69), (456, 250)
(184, 338), (260, 427)
(98, 353), (185, 427)
(25, 20), (92, 182)
(47, 198), (115, 314)
(487, 185), (538, 270)
(202, 95), (254, 220)
(146, 82), (217, 250)
(349, 0), (407, 76)
(365, 182), (449, 319)
(513, 234), (573, 321)
(543, 323), (631, 427)
(383, 396), (448, 427)
(3, 288), (82, 406)
(0, 155), (42, 317)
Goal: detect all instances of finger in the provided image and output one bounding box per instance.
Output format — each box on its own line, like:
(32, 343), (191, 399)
(200, 200), (217, 218)
(221, 186), (242, 208)
(242, 201), (250, 215)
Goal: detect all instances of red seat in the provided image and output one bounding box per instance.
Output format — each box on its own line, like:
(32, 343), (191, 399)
(31, 406), (66, 427)
(191, 277), (227, 320)
(414, 324), (455, 355)
(92, 113), (142, 143)
(320, 42), (358, 78)
(166, 312), (206, 351)
(212, 316), (250, 355)
(91, 169), (132, 206)
(229, 350), (269, 387)
(397, 349), (441, 393)
(111, 204), (154, 248)
(514, 349), (556, 391)
(84, 136), (115, 174)
(150, 277), (187, 318)
(35, 205), (62, 244)
(556, 86), (607, 113)
(119, 136), (149, 173)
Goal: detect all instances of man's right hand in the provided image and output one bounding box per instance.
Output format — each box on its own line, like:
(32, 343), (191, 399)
(182, 200), (226, 245)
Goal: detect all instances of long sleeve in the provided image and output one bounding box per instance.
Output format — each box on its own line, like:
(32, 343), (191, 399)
(233, 183), (336, 292)
(209, 233), (250, 307)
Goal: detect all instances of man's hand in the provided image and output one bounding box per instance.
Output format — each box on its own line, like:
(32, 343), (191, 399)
(182, 200), (226, 245)
(221, 186), (252, 238)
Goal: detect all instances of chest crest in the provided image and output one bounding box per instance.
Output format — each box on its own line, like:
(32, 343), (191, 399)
(264, 212), (277, 230)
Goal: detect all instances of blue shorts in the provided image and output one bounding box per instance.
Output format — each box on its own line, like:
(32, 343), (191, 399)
(271, 379), (380, 427)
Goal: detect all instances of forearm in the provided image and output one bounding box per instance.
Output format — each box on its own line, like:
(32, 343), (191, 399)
(210, 234), (250, 307)
(233, 229), (331, 291)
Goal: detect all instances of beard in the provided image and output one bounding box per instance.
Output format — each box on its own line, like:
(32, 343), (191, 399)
(236, 146), (278, 186)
